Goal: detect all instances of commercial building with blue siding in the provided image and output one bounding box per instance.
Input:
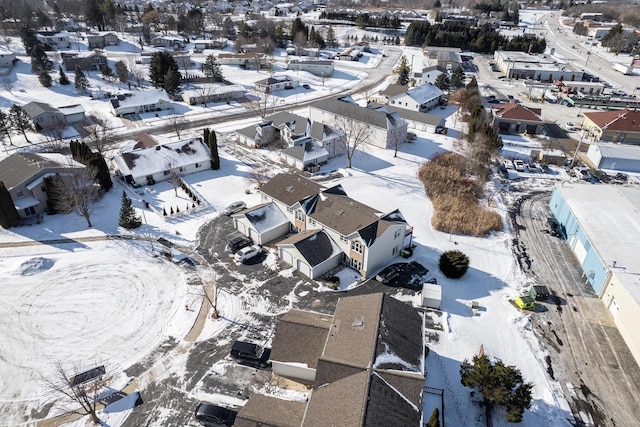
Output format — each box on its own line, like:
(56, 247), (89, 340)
(550, 183), (640, 366)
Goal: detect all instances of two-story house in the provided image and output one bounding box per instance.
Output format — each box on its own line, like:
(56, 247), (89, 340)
(36, 31), (71, 49)
(86, 32), (119, 49)
(382, 83), (444, 113)
(232, 173), (413, 279)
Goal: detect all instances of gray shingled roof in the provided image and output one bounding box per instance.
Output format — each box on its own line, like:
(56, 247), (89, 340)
(259, 173), (324, 207)
(234, 393), (306, 427)
(22, 102), (61, 119)
(0, 153), (80, 190)
(368, 102), (445, 127)
(270, 309), (333, 369)
(309, 97), (392, 129)
(308, 192), (382, 237)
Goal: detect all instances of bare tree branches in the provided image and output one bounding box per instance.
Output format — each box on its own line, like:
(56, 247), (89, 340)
(167, 108), (186, 139)
(245, 90), (278, 119)
(84, 112), (114, 155)
(46, 165), (102, 227)
(41, 118), (68, 153)
(332, 112), (374, 169)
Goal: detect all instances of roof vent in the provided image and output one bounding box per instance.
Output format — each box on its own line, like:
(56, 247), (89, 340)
(285, 186), (294, 192)
(337, 210), (344, 216)
(352, 319), (364, 328)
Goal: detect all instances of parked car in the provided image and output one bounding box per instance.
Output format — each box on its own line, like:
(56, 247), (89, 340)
(502, 159), (514, 170)
(564, 122), (576, 131)
(230, 340), (271, 368)
(513, 160), (525, 172)
(375, 264), (403, 285)
(233, 245), (262, 263)
(194, 402), (235, 426)
(226, 236), (252, 254)
(435, 126), (447, 135)
(223, 201), (246, 216)
(406, 132), (417, 141)
(573, 166), (591, 180)
(302, 83), (310, 89)
(528, 163), (539, 173)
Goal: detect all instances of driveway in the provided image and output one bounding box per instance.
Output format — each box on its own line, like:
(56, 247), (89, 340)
(511, 192), (640, 427)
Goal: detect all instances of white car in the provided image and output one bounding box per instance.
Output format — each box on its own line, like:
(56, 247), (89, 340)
(502, 160), (514, 170)
(233, 245), (262, 263)
(223, 201), (246, 216)
(513, 160), (525, 172)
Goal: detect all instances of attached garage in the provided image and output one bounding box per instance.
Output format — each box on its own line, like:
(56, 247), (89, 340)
(297, 259), (311, 277)
(232, 203), (290, 245)
(277, 230), (343, 279)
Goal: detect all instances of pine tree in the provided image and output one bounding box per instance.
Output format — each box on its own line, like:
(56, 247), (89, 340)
(434, 73), (450, 91)
(326, 25), (338, 48)
(115, 60), (129, 83)
(0, 110), (13, 146)
(38, 69), (52, 87)
(59, 65), (70, 85)
(101, 64), (114, 80)
(9, 104), (33, 142)
(202, 55), (223, 82)
(394, 55), (411, 86)
(0, 181), (20, 228)
(119, 191), (142, 229)
(427, 407), (440, 427)
(31, 43), (51, 73)
(90, 152), (113, 192)
(74, 66), (90, 92)
(19, 25), (39, 55)
(163, 207), (167, 216)
(208, 131), (220, 170)
(149, 51), (179, 89)
(450, 65), (465, 88)
(163, 68), (181, 98)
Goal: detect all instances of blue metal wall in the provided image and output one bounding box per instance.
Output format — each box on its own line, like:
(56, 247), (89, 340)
(549, 188), (608, 294)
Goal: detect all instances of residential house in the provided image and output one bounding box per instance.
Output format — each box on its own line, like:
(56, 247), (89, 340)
(0, 153), (84, 220)
(181, 84), (246, 105)
(86, 32), (119, 49)
(111, 135), (211, 186)
(62, 50), (107, 71)
(217, 52), (266, 69)
(287, 59), (334, 77)
(381, 83), (444, 113)
(22, 102), (65, 129)
(236, 112), (309, 148)
(279, 138), (330, 172)
(423, 46), (462, 71)
(255, 75), (299, 93)
(36, 31), (71, 49)
(152, 34), (186, 49)
(193, 39), (225, 52)
(57, 104), (86, 124)
(0, 46), (16, 75)
(233, 173), (413, 278)
(582, 109), (640, 144)
(308, 96), (408, 150)
(368, 102), (445, 133)
(110, 89), (172, 116)
(492, 102), (544, 135)
(414, 65), (446, 86)
(337, 48), (360, 61)
(231, 202), (291, 245)
(237, 293), (426, 426)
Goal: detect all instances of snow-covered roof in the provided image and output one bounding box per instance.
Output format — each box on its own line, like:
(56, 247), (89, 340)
(242, 202), (289, 234)
(58, 104), (85, 115)
(181, 84), (245, 97)
(280, 139), (329, 163)
(554, 183), (640, 275)
(406, 83), (444, 104)
(112, 138), (209, 179)
(112, 89), (171, 110)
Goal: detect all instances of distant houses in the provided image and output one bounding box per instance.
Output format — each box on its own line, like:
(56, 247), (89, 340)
(36, 31), (70, 49)
(61, 50), (107, 72)
(22, 101), (86, 130)
(110, 89), (172, 116)
(86, 32), (119, 49)
(287, 59), (334, 77)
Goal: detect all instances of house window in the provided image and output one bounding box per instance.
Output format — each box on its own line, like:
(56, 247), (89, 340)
(41, 186), (46, 192)
(351, 241), (363, 254)
(287, 206), (293, 213)
(163, 170), (170, 176)
(392, 246), (398, 255)
(349, 258), (362, 271)
(24, 206), (36, 216)
(195, 163), (201, 168)
(340, 236), (347, 243)
(394, 229), (401, 239)
(296, 210), (305, 221)
(309, 218), (316, 226)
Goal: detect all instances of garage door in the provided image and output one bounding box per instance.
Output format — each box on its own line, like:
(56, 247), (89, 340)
(570, 236), (588, 266)
(280, 249), (293, 265)
(297, 259), (311, 277)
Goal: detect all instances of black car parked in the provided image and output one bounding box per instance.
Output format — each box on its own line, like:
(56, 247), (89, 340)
(230, 340), (271, 368)
(194, 402), (236, 426)
(226, 236), (252, 254)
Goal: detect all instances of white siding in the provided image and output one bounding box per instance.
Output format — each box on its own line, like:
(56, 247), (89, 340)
(272, 361), (316, 382)
(602, 276), (640, 368)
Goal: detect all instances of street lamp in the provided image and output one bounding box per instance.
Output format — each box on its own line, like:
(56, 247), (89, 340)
(584, 51), (592, 68)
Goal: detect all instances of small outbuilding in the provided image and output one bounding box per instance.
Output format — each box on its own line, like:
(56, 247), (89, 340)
(530, 285), (550, 301)
(515, 295), (535, 309)
(421, 283), (442, 309)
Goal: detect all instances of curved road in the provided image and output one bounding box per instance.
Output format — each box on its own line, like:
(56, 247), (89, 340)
(512, 192), (640, 427)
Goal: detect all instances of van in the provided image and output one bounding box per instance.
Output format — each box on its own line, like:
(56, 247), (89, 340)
(230, 340), (270, 368)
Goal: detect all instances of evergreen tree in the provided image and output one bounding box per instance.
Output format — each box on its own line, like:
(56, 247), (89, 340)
(434, 73), (450, 91)
(450, 65), (465, 88)
(0, 181), (20, 228)
(394, 55), (411, 86)
(115, 60), (129, 83)
(74, 66), (90, 92)
(208, 131), (220, 170)
(9, 104), (33, 142)
(163, 68), (181, 98)
(326, 25), (338, 48)
(149, 51), (179, 89)
(90, 152), (113, 192)
(0, 110), (13, 146)
(203, 128), (210, 143)
(427, 407), (440, 427)
(119, 191), (142, 229)
(38, 69), (52, 87)
(19, 25), (39, 55)
(31, 43), (51, 73)
(59, 65), (70, 85)
(460, 354), (533, 423)
(101, 64), (114, 80)
(202, 55), (223, 82)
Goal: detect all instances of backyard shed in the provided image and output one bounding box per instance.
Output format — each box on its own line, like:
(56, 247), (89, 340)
(530, 285), (550, 301)
(515, 295), (535, 309)
(421, 283), (442, 309)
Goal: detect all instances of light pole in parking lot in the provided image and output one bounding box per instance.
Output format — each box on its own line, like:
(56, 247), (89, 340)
(584, 51), (592, 68)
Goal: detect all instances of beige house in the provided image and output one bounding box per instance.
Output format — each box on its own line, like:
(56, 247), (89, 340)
(492, 102), (544, 135)
(236, 293), (426, 426)
(601, 272), (640, 367)
(0, 153), (84, 220)
(287, 59), (334, 77)
(582, 109), (640, 144)
(237, 173), (413, 278)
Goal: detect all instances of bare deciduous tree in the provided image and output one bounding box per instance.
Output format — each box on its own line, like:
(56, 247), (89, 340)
(332, 111), (374, 169)
(3, 77), (13, 94)
(247, 164), (271, 188)
(126, 57), (144, 88)
(42, 361), (109, 425)
(47, 165), (102, 227)
(167, 109), (186, 139)
(245, 90), (278, 119)
(84, 112), (113, 155)
(41, 118), (68, 153)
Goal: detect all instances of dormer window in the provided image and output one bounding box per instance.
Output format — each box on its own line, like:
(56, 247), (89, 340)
(351, 241), (363, 254)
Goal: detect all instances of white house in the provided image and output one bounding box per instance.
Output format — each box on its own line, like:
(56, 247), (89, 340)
(86, 32), (119, 49)
(279, 138), (330, 172)
(110, 89), (172, 116)
(112, 136), (211, 186)
(0, 46), (16, 73)
(308, 96), (408, 150)
(152, 34), (186, 48)
(255, 75), (299, 93)
(36, 31), (70, 49)
(383, 83), (444, 112)
(287, 59), (334, 77)
(217, 53), (266, 69)
(414, 65), (446, 85)
(231, 202), (291, 245)
(181, 84), (246, 105)
(238, 173), (414, 279)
